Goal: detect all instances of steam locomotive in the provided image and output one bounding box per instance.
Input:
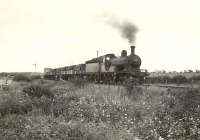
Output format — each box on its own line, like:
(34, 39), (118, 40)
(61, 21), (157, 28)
(44, 46), (149, 84)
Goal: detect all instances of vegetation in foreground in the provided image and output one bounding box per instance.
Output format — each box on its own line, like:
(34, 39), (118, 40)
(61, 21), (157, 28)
(0, 79), (200, 140)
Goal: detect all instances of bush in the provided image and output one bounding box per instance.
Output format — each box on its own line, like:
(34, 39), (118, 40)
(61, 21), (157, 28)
(161, 75), (171, 83)
(189, 75), (200, 82)
(23, 85), (54, 99)
(71, 79), (89, 88)
(13, 74), (31, 82)
(171, 75), (188, 84)
(0, 95), (32, 117)
(0, 115), (29, 139)
(30, 75), (41, 80)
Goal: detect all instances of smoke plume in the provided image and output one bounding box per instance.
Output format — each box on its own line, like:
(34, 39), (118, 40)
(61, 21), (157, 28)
(105, 17), (138, 44)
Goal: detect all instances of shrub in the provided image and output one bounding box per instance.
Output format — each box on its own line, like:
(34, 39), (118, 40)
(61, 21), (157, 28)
(162, 75), (171, 83)
(23, 85), (54, 99)
(71, 78), (89, 88)
(171, 75), (188, 84)
(30, 75), (41, 80)
(13, 74), (31, 82)
(21, 84), (55, 116)
(189, 75), (200, 82)
(1, 85), (9, 91)
(0, 115), (29, 139)
(0, 95), (32, 117)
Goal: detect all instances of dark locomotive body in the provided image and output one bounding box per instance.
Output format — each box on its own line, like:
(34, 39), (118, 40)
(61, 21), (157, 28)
(44, 46), (149, 84)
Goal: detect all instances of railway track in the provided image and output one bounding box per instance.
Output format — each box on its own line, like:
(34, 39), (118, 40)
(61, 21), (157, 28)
(94, 82), (196, 89)
(142, 84), (197, 89)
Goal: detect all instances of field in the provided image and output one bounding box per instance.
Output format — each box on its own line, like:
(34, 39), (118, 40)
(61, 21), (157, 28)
(0, 78), (200, 140)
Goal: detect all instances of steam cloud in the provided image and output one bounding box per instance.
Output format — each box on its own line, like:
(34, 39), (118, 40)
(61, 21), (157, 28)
(105, 17), (139, 44)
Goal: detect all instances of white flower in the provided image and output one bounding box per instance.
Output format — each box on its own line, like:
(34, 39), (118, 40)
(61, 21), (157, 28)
(159, 136), (164, 140)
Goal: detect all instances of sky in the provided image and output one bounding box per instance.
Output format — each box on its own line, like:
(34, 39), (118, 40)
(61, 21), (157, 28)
(0, 0), (199, 72)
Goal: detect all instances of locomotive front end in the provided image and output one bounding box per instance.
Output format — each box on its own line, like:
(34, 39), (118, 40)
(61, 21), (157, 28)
(111, 46), (142, 72)
(128, 46), (141, 68)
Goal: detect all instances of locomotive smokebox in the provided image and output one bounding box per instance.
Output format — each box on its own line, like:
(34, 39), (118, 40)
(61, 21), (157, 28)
(130, 46), (135, 55)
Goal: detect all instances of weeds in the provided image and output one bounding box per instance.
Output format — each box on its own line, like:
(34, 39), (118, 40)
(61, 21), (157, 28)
(1, 80), (200, 139)
(124, 80), (143, 100)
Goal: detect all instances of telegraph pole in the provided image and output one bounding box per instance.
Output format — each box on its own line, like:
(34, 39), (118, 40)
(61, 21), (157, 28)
(33, 63), (37, 72)
(97, 50), (99, 58)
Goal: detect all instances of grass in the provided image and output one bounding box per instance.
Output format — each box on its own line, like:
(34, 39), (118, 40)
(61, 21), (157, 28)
(0, 79), (200, 139)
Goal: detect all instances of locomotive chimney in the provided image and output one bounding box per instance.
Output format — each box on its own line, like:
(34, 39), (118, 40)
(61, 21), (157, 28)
(130, 46), (135, 55)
